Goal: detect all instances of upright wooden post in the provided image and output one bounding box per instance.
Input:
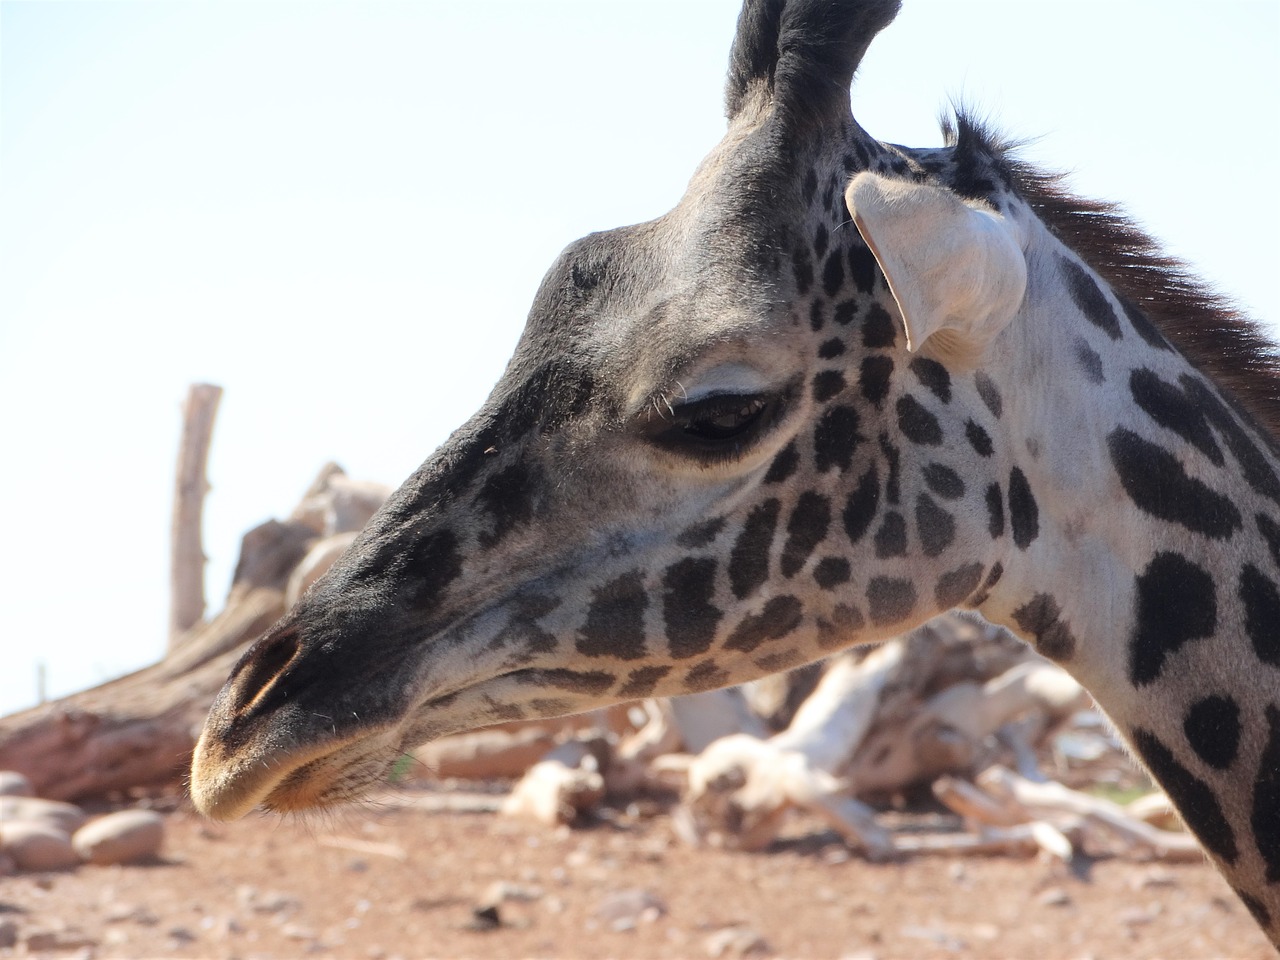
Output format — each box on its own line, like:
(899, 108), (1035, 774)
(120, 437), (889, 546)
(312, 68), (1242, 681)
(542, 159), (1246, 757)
(169, 383), (222, 648)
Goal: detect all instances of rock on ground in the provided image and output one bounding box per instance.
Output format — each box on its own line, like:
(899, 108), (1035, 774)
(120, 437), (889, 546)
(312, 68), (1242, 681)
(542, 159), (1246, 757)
(73, 809), (165, 865)
(0, 771), (34, 797)
(0, 821), (80, 871)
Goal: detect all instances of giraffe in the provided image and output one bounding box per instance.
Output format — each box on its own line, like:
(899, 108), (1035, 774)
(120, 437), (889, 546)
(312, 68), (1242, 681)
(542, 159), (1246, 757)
(190, 0), (1280, 941)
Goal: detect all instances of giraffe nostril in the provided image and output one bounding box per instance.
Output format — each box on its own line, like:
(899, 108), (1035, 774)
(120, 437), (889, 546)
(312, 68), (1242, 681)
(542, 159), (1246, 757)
(230, 626), (301, 716)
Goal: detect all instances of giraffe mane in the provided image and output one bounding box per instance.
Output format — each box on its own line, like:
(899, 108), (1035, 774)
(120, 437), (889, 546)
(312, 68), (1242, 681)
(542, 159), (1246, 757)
(943, 112), (1280, 452)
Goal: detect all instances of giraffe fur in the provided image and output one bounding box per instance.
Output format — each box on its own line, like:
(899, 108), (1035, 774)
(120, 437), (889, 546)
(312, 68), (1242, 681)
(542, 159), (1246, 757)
(190, 0), (1280, 942)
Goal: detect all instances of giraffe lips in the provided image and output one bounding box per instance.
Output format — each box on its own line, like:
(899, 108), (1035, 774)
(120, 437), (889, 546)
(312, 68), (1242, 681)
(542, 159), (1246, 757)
(190, 713), (404, 821)
(190, 684), (474, 821)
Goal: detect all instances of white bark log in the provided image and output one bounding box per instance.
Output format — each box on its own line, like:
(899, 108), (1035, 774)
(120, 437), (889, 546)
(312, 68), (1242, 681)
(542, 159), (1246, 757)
(892, 826), (1043, 857)
(501, 738), (607, 826)
(668, 689), (769, 753)
(848, 660), (1086, 794)
(412, 726), (560, 781)
(169, 383), (222, 646)
(932, 774), (1025, 827)
(286, 532), (358, 608)
(977, 766), (1201, 861)
(1127, 791), (1178, 829)
(771, 642), (904, 772)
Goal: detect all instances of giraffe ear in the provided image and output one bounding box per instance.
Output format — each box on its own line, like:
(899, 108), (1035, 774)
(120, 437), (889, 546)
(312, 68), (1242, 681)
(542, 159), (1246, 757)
(845, 172), (1027, 366)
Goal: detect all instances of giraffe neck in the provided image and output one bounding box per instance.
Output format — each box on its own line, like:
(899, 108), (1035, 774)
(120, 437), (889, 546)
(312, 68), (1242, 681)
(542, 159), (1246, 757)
(976, 225), (1280, 930)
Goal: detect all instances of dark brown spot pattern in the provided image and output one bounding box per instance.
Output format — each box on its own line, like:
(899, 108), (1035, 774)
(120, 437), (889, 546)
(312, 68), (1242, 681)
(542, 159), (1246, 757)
(1012, 593), (1076, 661)
(867, 577), (916, 626)
(724, 596), (804, 654)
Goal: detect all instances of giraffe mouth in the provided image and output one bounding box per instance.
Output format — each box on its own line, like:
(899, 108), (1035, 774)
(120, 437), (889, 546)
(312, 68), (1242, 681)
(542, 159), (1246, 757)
(190, 716), (401, 821)
(190, 672), (515, 821)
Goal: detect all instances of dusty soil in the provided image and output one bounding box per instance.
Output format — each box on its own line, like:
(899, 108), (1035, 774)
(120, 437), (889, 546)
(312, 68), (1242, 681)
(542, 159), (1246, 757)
(0, 790), (1272, 960)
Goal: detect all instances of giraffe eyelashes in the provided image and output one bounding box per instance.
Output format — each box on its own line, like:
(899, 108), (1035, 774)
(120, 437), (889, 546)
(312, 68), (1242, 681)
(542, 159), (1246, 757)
(641, 389), (788, 462)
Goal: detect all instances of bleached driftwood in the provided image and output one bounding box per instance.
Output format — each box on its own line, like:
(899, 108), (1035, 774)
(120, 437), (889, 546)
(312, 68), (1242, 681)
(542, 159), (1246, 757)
(290, 464), (390, 538)
(933, 774), (1025, 827)
(681, 639), (909, 854)
(681, 616), (1084, 854)
(501, 737), (608, 826)
(379, 791), (506, 814)
(1127, 790), (1179, 830)
(169, 383), (222, 646)
(283, 468), (390, 607)
(605, 700), (684, 797)
(405, 707), (636, 785)
(413, 726), (560, 781)
(893, 821), (1074, 859)
(847, 659), (1088, 795)
(286, 532), (358, 608)
(976, 766), (1201, 861)
(669, 688), (770, 753)
(682, 733), (892, 855)
(769, 641), (905, 772)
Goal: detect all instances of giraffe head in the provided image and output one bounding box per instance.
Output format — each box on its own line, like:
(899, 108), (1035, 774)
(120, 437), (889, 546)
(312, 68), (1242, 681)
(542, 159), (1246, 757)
(189, 0), (1055, 820)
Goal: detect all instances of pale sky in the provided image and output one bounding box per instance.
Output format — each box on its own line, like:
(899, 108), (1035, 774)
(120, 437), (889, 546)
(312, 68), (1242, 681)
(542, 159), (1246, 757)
(1, 1), (1277, 716)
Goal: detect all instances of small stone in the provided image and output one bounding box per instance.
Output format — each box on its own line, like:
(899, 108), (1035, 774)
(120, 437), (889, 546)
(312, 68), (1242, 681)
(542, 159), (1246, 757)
(73, 810), (165, 865)
(822, 847), (851, 865)
(0, 821), (80, 871)
(102, 928), (130, 947)
(1119, 906), (1154, 927)
(593, 888), (667, 926)
(1037, 887), (1071, 907)
(948, 862), (967, 882)
(0, 797), (87, 834)
(900, 925), (967, 951)
(23, 930), (59, 952)
(253, 891), (301, 915)
(104, 903), (141, 923)
(479, 880), (543, 908)
(466, 905), (502, 932)
(1130, 867), (1177, 891)
(704, 925), (771, 958)
(167, 926), (196, 942)
(24, 929), (96, 952)
(0, 772), (34, 797)
(0, 918), (17, 949)
(971, 923), (1000, 941)
(282, 923), (317, 941)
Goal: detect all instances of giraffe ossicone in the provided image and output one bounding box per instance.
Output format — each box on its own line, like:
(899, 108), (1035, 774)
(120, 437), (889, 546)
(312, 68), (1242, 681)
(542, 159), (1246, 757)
(190, 0), (1280, 942)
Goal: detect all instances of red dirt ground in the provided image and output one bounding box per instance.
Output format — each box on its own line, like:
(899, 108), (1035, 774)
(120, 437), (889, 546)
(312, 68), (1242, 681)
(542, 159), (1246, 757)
(0, 791), (1271, 960)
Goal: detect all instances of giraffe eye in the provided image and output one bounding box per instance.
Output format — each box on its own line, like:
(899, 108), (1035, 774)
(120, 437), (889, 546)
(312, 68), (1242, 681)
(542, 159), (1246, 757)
(644, 391), (781, 459)
(683, 396), (768, 441)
